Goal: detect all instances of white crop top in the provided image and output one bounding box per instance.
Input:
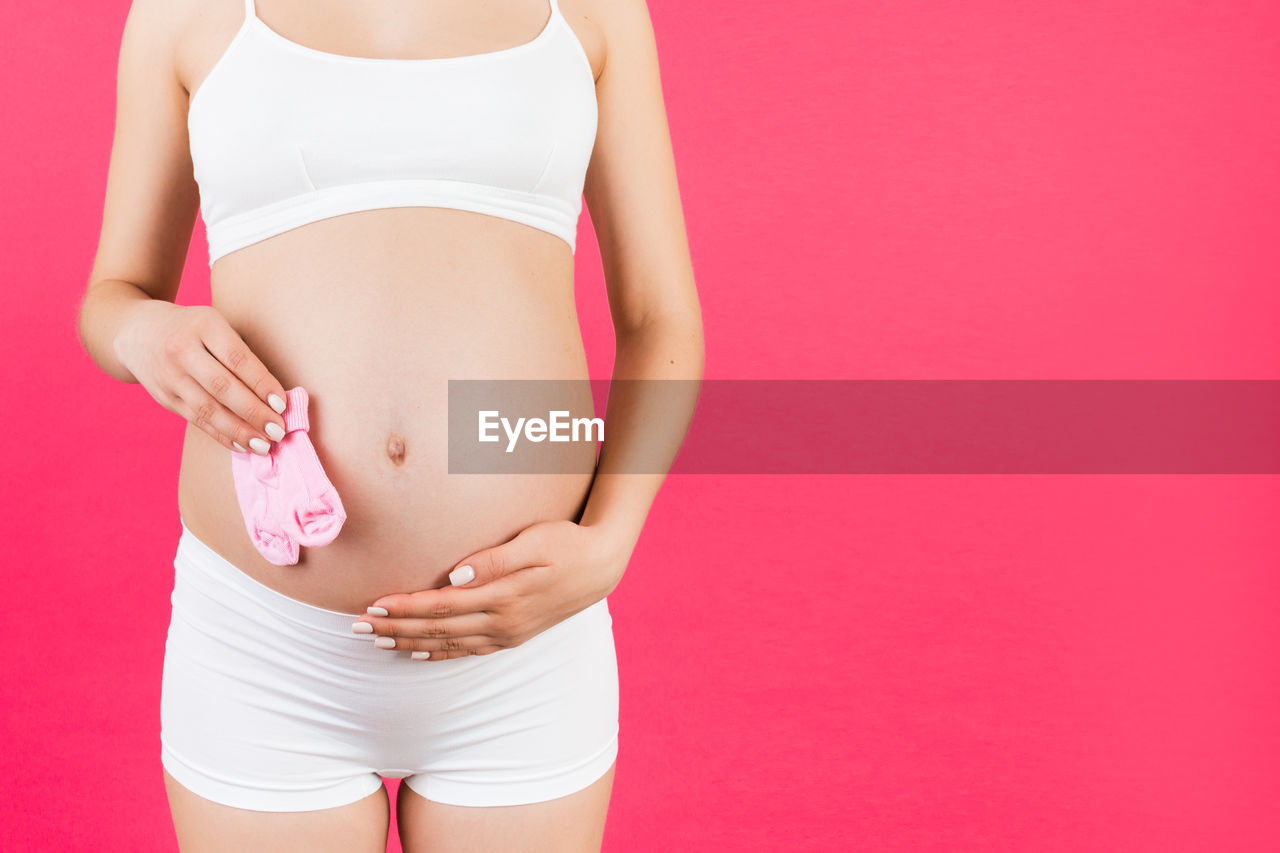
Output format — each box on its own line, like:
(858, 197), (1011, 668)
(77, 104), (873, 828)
(188, 0), (599, 267)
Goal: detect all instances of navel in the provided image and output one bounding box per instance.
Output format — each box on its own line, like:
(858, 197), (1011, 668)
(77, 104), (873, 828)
(385, 434), (408, 466)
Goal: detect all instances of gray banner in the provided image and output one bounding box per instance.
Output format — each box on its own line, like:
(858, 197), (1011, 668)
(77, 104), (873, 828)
(447, 380), (1280, 474)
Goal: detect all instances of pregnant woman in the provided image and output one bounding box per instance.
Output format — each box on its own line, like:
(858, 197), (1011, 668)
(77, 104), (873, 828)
(75, 0), (703, 848)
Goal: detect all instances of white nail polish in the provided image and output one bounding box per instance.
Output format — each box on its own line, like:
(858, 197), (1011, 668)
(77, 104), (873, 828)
(367, 606), (389, 616)
(249, 437), (271, 454)
(232, 441), (247, 453)
(374, 636), (396, 649)
(351, 622), (374, 634)
(411, 651), (431, 660)
(450, 565), (475, 585)
(268, 393), (286, 413)
(264, 421), (285, 441)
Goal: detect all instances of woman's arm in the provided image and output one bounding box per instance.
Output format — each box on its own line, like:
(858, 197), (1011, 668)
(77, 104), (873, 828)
(576, 0), (705, 585)
(77, 0), (201, 382)
(76, 0), (289, 451)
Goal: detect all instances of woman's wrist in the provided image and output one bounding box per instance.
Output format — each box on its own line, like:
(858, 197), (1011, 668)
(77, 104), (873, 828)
(578, 506), (651, 593)
(111, 296), (169, 381)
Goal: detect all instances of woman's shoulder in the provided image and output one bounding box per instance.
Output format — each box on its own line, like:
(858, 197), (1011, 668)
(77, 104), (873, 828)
(557, 0), (662, 86)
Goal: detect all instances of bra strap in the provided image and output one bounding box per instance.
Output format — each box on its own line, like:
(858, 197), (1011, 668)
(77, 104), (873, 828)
(243, 0), (256, 22)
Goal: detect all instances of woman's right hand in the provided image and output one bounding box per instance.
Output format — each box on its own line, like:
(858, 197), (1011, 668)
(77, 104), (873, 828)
(114, 300), (288, 455)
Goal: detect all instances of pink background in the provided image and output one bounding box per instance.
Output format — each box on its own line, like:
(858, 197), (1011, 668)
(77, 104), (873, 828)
(4, 0), (1280, 850)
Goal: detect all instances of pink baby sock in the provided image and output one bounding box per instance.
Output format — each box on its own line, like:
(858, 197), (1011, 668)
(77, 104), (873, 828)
(230, 385), (347, 563)
(265, 386), (348, 548)
(231, 447), (300, 566)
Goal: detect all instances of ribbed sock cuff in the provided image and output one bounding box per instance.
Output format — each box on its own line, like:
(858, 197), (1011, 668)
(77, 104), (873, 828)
(282, 386), (311, 433)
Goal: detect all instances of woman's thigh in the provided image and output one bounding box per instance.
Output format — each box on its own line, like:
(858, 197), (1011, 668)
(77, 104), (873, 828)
(395, 760), (616, 853)
(163, 769), (390, 853)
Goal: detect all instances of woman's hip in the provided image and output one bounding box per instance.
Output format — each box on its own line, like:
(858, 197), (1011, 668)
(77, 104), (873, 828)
(160, 512), (619, 732)
(160, 519), (619, 808)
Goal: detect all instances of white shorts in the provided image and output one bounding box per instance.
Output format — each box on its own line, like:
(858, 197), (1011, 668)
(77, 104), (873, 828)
(160, 519), (620, 812)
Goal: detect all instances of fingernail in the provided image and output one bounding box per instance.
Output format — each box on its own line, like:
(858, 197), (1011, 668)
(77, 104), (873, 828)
(351, 622), (374, 634)
(411, 651), (431, 660)
(264, 421), (286, 441)
(450, 565), (475, 586)
(268, 393), (287, 414)
(249, 437), (271, 454)
(366, 606), (389, 616)
(232, 441), (247, 453)
(374, 636), (396, 649)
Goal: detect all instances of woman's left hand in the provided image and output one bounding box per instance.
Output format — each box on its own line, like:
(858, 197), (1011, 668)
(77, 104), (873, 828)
(351, 520), (628, 660)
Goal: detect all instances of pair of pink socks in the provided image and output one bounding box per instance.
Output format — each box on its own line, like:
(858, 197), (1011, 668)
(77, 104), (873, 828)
(231, 386), (347, 566)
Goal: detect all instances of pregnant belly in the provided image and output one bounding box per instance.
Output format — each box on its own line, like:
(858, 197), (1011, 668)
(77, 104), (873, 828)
(177, 209), (597, 614)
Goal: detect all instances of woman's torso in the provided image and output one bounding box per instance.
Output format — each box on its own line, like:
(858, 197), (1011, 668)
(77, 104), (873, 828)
(174, 0), (605, 613)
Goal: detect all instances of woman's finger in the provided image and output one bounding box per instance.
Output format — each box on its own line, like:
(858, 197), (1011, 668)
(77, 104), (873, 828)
(170, 372), (272, 454)
(412, 645), (506, 661)
(194, 308), (290, 423)
(185, 334), (286, 445)
(369, 581), (514, 620)
(352, 610), (495, 641)
(445, 522), (555, 588)
(364, 633), (509, 655)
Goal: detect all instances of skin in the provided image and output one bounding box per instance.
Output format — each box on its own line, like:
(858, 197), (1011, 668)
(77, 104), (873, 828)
(78, 0), (703, 849)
